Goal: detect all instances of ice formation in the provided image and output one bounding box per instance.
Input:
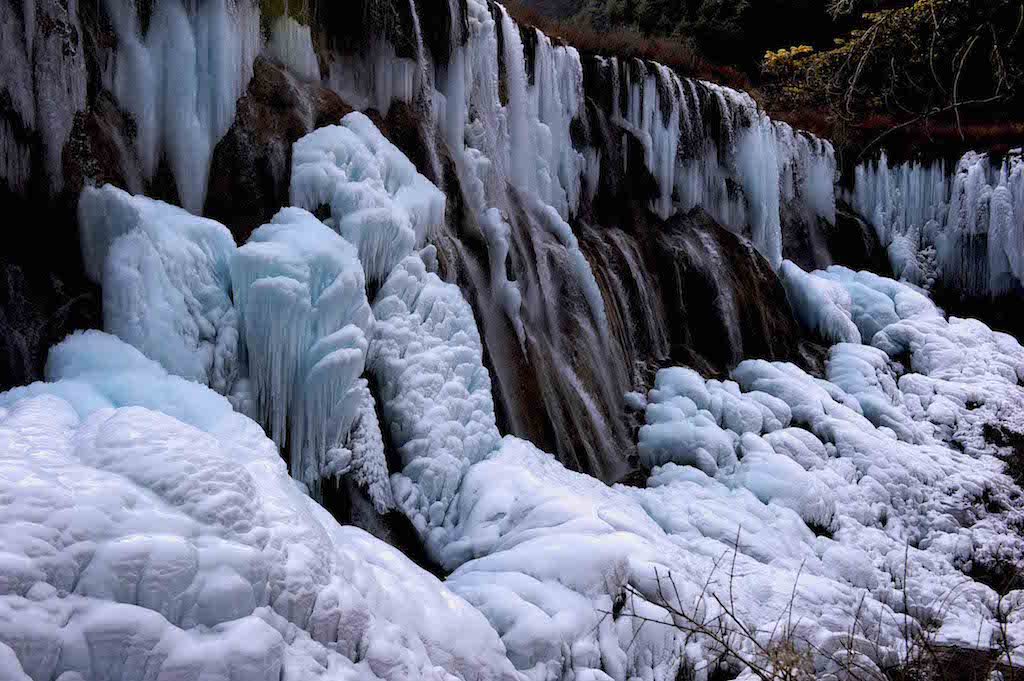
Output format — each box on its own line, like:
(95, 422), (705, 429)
(77, 184), (240, 396)
(584, 58), (837, 268)
(848, 149), (1024, 295)
(290, 112), (446, 285)
(0, 0), (87, 194)
(360, 246), (1024, 678)
(0, 332), (521, 681)
(102, 0), (262, 212)
(266, 15), (321, 83)
(370, 254), (502, 560)
(9, 1), (1024, 679)
(231, 207), (376, 497)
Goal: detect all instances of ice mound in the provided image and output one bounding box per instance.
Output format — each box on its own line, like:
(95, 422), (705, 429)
(638, 366), (837, 533)
(0, 334), (521, 681)
(290, 112), (446, 285)
(370, 254), (502, 560)
(78, 184), (239, 395)
(362, 251), (1024, 677)
(231, 207), (376, 498)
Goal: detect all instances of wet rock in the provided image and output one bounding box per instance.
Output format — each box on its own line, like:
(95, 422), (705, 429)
(205, 57), (351, 242)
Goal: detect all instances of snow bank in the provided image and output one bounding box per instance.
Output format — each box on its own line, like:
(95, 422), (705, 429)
(0, 332), (521, 681)
(290, 112), (446, 285)
(78, 184), (239, 395)
(231, 207), (376, 497)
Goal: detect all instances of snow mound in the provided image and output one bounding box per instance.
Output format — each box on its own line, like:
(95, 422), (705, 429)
(231, 207), (376, 498)
(78, 184), (239, 395)
(639, 366), (836, 533)
(370, 254), (502, 561)
(290, 112), (446, 285)
(0, 334), (521, 681)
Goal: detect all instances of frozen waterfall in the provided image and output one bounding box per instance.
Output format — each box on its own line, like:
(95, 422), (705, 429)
(848, 148), (1024, 296)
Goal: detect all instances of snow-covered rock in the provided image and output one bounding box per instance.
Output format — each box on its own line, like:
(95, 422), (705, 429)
(78, 184), (240, 396)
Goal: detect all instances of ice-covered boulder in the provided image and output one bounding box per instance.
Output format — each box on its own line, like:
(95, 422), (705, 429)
(290, 112), (446, 285)
(0, 332), (521, 681)
(370, 254), (502, 559)
(231, 207), (377, 498)
(77, 184), (240, 395)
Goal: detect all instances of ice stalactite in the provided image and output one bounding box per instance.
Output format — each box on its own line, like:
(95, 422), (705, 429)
(586, 58), (838, 269)
(266, 15), (320, 82)
(848, 148), (1024, 296)
(231, 208), (374, 498)
(102, 0), (262, 213)
(0, 0), (87, 194)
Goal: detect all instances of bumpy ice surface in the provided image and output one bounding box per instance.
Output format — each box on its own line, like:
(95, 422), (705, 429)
(0, 332), (521, 681)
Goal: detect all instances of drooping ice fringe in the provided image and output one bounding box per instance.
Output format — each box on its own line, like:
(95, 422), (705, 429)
(231, 207), (374, 497)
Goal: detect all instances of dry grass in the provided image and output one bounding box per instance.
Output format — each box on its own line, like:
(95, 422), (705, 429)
(501, 0), (752, 92)
(600, 535), (1024, 681)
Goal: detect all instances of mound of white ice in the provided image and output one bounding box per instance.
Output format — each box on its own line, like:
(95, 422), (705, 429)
(370, 254), (502, 560)
(290, 112), (446, 286)
(78, 184), (240, 395)
(231, 207), (377, 498)
(0, 332), (521, 681)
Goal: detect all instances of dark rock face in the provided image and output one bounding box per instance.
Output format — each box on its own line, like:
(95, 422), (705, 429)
(653, 209), (827, 377)
(205, 57), (352, 243)
(782, 200), (891, 275)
